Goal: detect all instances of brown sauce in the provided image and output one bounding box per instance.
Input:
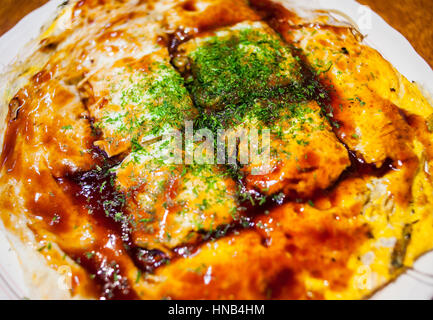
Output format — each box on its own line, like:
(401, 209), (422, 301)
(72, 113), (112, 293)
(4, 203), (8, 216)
(61, 167), (139, 300)
(0, 89), (31, 173)
(61, 159), (182, 298)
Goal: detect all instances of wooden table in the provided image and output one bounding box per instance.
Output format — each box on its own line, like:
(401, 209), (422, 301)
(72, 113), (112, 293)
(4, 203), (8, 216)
(0, 0), (432, 68)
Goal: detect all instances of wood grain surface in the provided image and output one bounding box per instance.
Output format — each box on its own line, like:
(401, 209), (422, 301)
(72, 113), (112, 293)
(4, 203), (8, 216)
(0, 0), (432, 68)
(357, 0), (433, 68)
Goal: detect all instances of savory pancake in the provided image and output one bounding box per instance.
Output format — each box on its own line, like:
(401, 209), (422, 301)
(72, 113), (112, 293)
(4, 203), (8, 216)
(0, 0), (432, 300)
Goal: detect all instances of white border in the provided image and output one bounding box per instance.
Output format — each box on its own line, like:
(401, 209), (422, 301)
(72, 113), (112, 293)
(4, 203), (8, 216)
(0, 0), (432, 300)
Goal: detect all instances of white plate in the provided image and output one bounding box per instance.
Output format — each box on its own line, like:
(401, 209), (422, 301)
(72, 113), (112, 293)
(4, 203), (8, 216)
(0, 0), (432, 300)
